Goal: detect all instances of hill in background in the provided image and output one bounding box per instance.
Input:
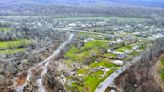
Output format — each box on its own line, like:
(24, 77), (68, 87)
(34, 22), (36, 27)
(0, 0), (164, 16)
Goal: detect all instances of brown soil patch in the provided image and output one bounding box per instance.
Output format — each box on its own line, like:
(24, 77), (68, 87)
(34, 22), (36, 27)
(16, 72), (28, 86)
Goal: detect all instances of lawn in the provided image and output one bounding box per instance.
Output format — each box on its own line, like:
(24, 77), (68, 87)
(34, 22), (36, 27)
(0, 39), (31, 49)
(89, 61), (117, 68)
(0, 48), (25, 54)
(84, 40), (108, 48)
(0, 27), (12, 31)
(83, 70), (105, 92)
(0, 39), (31, 55)
(79, 32), (108, 39)
(65, 40), (109, 61)
(116, 45), (132, 52)
(85, 69), (115, 92)
(103, 53), (117, 59)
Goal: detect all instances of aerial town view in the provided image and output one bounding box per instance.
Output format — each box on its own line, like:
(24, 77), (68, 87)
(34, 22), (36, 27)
(0, 0), (164, 92)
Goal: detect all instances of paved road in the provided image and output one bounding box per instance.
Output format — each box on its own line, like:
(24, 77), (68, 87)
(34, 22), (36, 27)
(95, 56), (141, 92)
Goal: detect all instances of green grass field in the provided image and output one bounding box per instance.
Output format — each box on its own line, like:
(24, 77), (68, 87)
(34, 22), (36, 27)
(0, 39), (31, 49)
(0, 48), (25, 54)
(0, 39), (32, 55)
(116, 45), (132, 52)
(65, 40), (109, 61)
(79, 32), (108, 39)
(0, 27), (12, 31)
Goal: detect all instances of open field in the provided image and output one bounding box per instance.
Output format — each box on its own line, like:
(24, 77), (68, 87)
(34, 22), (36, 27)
(0, 27), (12, 31)
(0, 48), (25, 54)
(0, 39), (31, 50)
(0, 39), (32, 55)
(56, 16), (148, 23)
